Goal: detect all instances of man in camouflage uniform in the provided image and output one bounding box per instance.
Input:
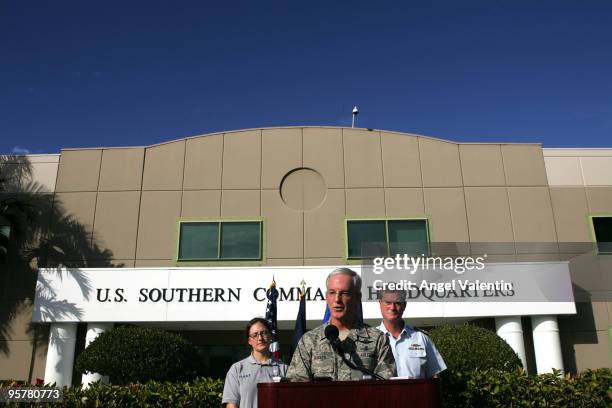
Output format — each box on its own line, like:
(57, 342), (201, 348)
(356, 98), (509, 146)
(287, 268), (396, 381)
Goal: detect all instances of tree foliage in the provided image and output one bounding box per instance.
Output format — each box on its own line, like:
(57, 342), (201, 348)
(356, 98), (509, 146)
(1, 154), (117, 363)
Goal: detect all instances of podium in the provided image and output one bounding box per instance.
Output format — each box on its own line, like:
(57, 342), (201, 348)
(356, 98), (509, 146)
(258, 378), (441, 408)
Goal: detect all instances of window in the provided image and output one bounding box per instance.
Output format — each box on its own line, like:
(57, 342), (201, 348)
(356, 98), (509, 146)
(347, 219), (429, 259)
(178, 221), (262, 260)
(592, 216), (612, 254)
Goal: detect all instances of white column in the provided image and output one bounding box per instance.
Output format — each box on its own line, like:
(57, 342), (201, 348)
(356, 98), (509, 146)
(495, 316), (527, 370)
(81, 323), (114, 388)
(531, 315), (564, 374)
(44, 323), (77, 387)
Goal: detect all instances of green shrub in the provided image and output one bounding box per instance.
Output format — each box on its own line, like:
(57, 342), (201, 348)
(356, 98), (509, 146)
(3, 370), (610, 408)
(75, 326), (204, 385)
(2, 377), (224, 408)
(429, 324), (523, 407)
(464, 368), (612, 407)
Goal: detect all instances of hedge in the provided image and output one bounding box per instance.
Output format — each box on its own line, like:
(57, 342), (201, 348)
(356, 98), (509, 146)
(2, 369), (610, 407)
(1, 377), (223, 408)
(429, 324), (523, 407)
(464, 368), (612, 407)
(75, 326), (204, 385)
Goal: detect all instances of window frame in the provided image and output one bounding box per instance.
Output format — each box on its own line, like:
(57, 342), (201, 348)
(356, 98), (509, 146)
(344, 217), (430, 260)
(176, 219), (264, 262)
(589, 215), (612, 255)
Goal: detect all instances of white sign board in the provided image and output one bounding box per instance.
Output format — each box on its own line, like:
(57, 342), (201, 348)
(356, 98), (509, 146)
(32, 264), (576, 325)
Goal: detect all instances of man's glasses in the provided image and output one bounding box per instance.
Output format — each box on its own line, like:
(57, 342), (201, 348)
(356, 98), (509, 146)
(249, 331), (271, 339)
(326, 290), (353, 298)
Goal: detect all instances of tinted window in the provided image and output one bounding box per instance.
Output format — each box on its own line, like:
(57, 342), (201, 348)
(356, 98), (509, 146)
(347, 219), (429, 258)
(388, 219), (429, 256)
(593, 217), (612, 253)
(220, 222), (261, 259)
(178, 221), (262, 260)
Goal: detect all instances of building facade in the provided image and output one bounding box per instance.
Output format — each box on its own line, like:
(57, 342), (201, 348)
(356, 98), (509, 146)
(0, 127), (610, 385)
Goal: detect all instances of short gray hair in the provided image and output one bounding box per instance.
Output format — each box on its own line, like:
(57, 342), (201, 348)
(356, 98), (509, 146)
(326, 268), (362, 293)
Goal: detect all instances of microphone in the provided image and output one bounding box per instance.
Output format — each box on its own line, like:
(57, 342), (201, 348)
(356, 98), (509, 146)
(324, 325), (384, 380)
(324, 325), (341, 352)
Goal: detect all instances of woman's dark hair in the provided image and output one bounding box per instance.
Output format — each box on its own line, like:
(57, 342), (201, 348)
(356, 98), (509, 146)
(245, 317), (273, 340)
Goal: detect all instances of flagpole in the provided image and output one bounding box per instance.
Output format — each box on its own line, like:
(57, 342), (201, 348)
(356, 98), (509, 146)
(292, 279), (308, 351)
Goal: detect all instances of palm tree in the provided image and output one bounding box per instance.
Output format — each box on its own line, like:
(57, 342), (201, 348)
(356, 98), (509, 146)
(0, 155), (114, 383)
(0, 155), (49, 262)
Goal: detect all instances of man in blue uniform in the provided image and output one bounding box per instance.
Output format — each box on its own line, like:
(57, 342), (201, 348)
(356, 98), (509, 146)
(377, 290), (446, 379)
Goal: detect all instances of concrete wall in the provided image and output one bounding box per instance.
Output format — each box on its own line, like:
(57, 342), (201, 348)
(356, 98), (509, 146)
(544, 148), (612, 372)
(51, 129), (563, 266)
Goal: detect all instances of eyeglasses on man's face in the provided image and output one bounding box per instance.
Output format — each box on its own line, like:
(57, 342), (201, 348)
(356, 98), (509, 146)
(249, 330), (271, 339)
(326, 290), (353, 299)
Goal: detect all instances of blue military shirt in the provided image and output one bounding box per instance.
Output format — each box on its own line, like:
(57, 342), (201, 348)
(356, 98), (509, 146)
(377, 322), (446, 379)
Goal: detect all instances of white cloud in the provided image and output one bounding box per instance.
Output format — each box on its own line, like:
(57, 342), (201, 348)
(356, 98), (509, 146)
(11, 146), (30, 155)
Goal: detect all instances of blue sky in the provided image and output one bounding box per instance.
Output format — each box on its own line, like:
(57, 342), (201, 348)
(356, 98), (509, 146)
(1, 1), (611, 154)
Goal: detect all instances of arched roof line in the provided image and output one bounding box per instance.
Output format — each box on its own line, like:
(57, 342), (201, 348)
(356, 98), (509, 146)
(60, 126), (542, 151)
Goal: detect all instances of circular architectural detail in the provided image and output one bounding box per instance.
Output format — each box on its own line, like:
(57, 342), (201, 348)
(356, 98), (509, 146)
(280, 168), (326, 211)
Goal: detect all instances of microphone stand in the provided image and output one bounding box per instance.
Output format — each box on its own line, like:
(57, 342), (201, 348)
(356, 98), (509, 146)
(330, 340), (385, 380)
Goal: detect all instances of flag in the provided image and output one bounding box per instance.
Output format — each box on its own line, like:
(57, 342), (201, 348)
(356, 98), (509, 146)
(322, 305), (331, 324)
(265, 277), (281, 358)
(292, 286), (307, 351)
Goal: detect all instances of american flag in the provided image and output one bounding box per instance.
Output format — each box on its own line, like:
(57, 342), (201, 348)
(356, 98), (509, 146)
(265, 277), (281, 358)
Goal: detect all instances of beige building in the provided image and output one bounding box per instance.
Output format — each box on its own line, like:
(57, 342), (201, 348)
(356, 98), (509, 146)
(0, 127), (610, 385)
